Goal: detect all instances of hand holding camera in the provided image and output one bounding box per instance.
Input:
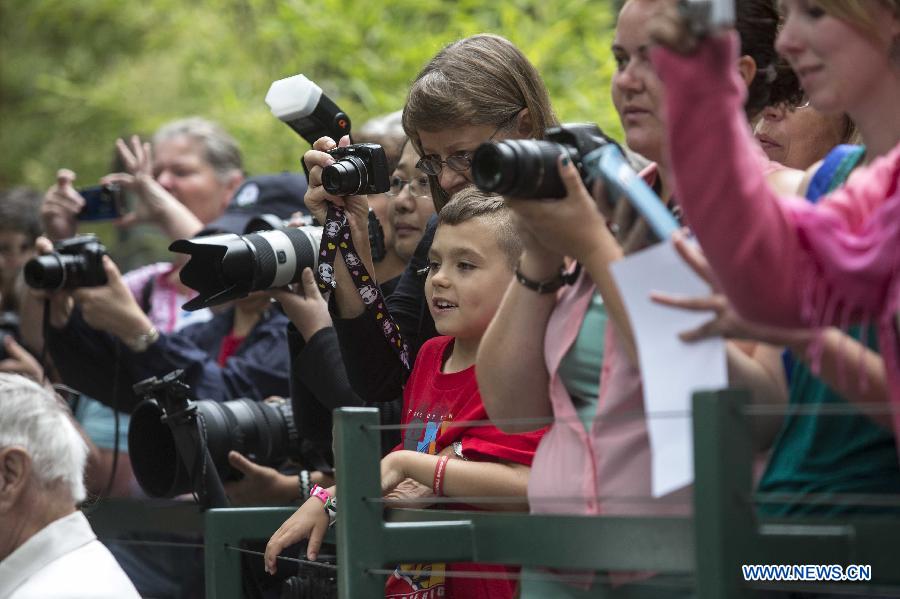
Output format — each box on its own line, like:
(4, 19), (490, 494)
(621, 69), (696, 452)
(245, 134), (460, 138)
(71, 255), (154, 346)
(268, 267), (333, 343)
(302, 136), (379, 262)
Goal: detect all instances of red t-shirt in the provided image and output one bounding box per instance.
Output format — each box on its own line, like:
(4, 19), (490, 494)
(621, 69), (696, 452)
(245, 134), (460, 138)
(384, 336), (545, 599)
(216, 333), (245, 366)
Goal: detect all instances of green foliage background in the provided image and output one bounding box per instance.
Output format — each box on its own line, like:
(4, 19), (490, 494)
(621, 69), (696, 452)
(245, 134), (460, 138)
(1, 0), (622, 263)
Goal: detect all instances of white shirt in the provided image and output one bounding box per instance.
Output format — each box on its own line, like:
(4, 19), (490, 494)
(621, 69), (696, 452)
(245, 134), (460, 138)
(0, 511), (140, 599)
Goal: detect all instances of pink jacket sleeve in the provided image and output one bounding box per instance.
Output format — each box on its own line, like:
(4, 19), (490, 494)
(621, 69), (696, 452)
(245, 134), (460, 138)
(652, 33), (900, 328)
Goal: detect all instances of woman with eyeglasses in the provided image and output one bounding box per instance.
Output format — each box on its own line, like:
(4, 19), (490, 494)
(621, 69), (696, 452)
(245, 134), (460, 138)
(292, 33), (558, 411)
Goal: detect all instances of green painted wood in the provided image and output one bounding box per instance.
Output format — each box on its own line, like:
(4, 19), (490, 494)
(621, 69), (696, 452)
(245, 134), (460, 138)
(203, 507), (297, 599)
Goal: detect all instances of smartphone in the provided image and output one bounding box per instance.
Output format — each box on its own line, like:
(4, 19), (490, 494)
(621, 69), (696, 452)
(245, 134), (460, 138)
(78, 184), (125, 221)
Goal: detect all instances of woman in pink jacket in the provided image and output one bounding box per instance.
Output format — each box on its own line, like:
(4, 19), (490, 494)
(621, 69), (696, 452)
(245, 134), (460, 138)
(650, 1), (900, 436)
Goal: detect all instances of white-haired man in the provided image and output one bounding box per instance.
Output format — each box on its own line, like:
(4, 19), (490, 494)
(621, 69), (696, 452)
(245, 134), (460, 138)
(0, 374), (140, 598)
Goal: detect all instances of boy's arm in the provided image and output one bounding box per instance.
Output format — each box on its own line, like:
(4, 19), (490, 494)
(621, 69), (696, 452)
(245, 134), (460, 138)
(381, 450), (530, 512)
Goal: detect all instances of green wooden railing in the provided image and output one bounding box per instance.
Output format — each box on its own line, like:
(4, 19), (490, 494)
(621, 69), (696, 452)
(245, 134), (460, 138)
(87, 390), (900, 598)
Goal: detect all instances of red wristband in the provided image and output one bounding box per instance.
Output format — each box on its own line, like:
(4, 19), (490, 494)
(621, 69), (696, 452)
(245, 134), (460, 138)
(432, 455), (450, 497)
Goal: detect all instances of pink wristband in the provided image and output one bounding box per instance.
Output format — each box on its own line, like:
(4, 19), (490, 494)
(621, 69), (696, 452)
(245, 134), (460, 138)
(432, 455), (450, 497)
(310, 483), (331, 505)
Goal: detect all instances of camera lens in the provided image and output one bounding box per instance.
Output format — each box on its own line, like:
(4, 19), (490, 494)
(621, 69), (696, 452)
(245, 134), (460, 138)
(322, 156), (367, 196)
(129, 397), (300, 498)
(472, 140), (571, 199)
(24, 255), (65, 290)
(171, 226), (322, 311)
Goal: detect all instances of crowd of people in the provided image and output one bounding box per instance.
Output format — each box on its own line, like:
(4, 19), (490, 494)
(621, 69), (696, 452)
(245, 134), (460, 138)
(1, 0), (899, 597)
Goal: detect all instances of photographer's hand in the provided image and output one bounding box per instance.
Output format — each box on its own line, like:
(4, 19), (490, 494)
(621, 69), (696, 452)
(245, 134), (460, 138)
(269, 267), (333, 342)
(103, 136), (204, 240)
(265, 491), (333, 572)
(224, 451), (300, 506)
(302, 135), (351, 224)
(41, 169), (84, 241)
(509, 157), (639, 365)
(507, 156), (611, 265)
(73, 256), (154, 345)
(0, 336), (45, 382)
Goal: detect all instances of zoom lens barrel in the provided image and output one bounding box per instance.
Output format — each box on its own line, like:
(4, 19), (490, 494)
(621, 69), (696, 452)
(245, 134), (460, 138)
(322, 156), (367, 196)
(128, 398), (300, 498)
(169, 226), (322, 311)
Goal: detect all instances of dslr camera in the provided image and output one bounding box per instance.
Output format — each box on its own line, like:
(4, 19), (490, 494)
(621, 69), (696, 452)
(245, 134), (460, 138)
(322, 143), (391, 196)
(23, 234), (108, 291)
(471, 124), (617, 199)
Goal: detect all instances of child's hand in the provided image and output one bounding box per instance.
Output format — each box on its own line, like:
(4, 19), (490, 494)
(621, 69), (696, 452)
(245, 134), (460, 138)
(384, 478), (436, 509)
(264, 495), (330, 574)
(379, 451), (409, 496)
(269, 267), (333, 342)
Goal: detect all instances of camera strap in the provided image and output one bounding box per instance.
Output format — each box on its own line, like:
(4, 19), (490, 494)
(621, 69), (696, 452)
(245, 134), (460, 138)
(316, 203), (411, 372)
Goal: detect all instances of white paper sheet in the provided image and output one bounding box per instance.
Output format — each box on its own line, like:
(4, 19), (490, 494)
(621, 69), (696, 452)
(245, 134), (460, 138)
(609, 240), (727, 497)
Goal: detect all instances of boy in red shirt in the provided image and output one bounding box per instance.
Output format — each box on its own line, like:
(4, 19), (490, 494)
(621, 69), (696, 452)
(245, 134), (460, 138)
(266, 188), (544, 598)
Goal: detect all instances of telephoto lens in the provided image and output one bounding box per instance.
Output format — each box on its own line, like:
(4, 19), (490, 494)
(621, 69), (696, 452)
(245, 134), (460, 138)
(471, 123), (615, 199)
(128, 397), (300, 498)
(23, 234), (108, 290)
(169, 226), (322, 311)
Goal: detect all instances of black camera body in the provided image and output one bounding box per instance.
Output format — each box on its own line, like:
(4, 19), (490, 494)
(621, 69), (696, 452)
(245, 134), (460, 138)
(23, 234), (108, 291)
(322, 143), (391, 196)
(471, 124), (618, 199)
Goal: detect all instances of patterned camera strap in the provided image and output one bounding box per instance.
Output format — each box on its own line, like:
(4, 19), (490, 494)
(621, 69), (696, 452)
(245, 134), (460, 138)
(316, 203), (411, 372)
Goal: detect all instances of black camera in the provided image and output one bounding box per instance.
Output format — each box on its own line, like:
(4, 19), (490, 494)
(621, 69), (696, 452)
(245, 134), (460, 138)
(0, 312), (20, 361)
(23, 234), (108, 291)
(471, 124), (619, 199)
(78, 184), (125, 221)
(322, 143), (391, 196)
(281, 560), (337, 599)
(129, 371), (301, 500)
(169, 225), (322, 311)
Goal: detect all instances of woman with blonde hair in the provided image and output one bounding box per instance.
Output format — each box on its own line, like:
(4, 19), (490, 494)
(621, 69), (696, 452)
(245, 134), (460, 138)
(650, 1), (900, 459)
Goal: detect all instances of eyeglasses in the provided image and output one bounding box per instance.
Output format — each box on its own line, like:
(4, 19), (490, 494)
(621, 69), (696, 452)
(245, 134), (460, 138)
(387, 175), (431, 199)
(415, 112), (521, 177)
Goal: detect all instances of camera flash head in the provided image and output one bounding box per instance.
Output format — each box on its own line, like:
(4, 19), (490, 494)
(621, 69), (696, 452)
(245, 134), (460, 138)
(265, 74), (352, 146)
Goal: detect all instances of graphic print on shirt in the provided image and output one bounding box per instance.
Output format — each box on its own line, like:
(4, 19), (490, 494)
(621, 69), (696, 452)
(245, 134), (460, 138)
(385, 404), (454, 599)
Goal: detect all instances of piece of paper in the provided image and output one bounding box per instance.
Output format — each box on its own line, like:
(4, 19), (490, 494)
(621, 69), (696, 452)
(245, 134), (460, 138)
(610, 240), (727, 497)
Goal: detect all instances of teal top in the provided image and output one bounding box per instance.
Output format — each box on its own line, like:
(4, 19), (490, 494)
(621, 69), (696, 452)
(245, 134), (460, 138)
(73, 395), (130, 451)
(758, 326), (900, 516)
(557, 291), (607, 433)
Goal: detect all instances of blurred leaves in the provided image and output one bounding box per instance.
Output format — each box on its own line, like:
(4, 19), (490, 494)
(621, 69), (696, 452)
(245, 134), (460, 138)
(1, 0), (622, 190)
